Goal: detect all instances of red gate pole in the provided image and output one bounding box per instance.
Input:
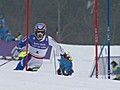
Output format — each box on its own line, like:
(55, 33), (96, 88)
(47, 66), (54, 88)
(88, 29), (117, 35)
(25, 0), (29, 71)
(94, 0), (98, 78)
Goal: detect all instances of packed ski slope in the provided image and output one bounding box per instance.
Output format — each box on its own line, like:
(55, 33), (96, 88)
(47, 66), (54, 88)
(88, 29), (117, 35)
(0, 44), (120, 90)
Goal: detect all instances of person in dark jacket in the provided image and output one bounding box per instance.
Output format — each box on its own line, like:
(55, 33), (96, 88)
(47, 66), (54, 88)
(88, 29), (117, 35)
(57, 52), (74, 76)
(111, 61), (120, 80)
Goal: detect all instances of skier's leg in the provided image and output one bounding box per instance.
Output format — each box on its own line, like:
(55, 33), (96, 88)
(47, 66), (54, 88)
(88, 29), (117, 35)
(28, 57), (43, 71)
(14, 54), (31, 70)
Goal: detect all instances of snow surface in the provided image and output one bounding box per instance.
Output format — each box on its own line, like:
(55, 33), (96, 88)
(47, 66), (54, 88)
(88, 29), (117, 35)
(0, 44), (120, 90)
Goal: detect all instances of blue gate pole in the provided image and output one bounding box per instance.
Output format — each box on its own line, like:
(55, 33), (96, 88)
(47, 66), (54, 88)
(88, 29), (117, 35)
(107, 0), (110, 79)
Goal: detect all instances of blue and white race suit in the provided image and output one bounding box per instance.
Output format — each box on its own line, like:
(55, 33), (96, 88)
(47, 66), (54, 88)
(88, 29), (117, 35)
(15, 34), (64, 70)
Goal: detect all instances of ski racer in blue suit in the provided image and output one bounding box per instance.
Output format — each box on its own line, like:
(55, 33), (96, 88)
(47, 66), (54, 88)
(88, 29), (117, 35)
(14, 23), (65, 71)
(57, 52), (74, 76)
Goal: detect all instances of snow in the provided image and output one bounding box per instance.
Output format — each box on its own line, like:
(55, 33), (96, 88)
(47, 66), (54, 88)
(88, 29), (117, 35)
(0, 44), (120, 90)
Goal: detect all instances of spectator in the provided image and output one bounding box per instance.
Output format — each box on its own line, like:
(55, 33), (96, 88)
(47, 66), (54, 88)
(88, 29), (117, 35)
(6, 27), (12, 35)
(0, 14), (5, 27)
(0, 21), (6, 40)
(5, 33), (14, 42)
(15, 31), (23, 42)
(111, 61), (120, 80)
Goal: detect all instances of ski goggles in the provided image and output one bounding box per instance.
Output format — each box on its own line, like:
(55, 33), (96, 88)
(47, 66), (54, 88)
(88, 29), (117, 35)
(36, 30), (45, 34)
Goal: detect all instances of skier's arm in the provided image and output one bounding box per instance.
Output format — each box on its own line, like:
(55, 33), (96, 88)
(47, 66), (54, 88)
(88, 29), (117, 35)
(48, 36), (65, 54)
(17, 34), (32, 48)
(17, 37), (26, 48)
(16, 34), (31, 52)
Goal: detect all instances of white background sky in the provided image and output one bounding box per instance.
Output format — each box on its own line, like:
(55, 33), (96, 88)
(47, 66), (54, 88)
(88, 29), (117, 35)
(0, 44), (120, 90)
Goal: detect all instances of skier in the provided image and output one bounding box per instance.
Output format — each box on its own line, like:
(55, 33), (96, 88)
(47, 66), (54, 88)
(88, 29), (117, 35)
(14, 23), (65, 71)
(57, 52), (74, 76)
(111, 61), (120, 80)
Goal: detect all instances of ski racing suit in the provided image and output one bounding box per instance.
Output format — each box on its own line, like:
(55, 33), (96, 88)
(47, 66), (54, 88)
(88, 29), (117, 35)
(14, 34), (64, 71)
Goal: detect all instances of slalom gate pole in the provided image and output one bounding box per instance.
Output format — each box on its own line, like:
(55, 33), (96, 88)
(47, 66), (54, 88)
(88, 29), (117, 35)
(94, 0), (98, 78)
(25, 0), (29, 71)
(100, 46), (106, 79)
(53, 50), (57, 75)
(107, 0), (110, 79)
(89, 40), (106, 78)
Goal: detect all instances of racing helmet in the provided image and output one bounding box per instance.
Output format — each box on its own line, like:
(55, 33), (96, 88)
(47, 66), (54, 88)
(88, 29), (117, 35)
(34, 23), (47, 39)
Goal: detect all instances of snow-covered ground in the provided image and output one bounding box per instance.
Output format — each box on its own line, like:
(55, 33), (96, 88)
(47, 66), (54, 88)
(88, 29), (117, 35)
(0, 44), (120, 90)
